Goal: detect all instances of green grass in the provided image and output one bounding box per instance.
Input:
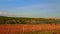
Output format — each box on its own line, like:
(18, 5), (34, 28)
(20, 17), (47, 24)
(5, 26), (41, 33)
(14, 31), (53, 34)
(10, 30), (60, 34)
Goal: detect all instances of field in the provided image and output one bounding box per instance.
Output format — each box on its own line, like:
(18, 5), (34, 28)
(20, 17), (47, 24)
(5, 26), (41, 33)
(0, 24), (60, 34)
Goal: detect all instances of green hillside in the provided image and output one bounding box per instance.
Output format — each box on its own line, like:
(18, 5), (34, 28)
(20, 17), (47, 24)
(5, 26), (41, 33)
(0, 16), (60, 24)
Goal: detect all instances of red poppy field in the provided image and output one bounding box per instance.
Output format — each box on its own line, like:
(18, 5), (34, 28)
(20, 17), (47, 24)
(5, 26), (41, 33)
(0, 24), (60, 34)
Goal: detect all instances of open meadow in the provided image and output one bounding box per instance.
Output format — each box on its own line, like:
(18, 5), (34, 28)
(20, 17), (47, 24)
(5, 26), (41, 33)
(0, 24), (60, 34)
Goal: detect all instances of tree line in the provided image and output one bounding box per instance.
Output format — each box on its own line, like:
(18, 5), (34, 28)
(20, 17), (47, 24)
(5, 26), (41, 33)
(0, 16), (60, 24)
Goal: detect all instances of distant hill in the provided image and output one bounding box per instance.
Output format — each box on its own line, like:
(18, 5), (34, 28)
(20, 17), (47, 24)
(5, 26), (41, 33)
(0, 16), (60, 24)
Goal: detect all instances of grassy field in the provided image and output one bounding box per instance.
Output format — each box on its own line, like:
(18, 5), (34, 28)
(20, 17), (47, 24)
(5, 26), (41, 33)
(12, 30), (60, 34)
(15, 31), (52, 34)
(0, 24), (60, 34)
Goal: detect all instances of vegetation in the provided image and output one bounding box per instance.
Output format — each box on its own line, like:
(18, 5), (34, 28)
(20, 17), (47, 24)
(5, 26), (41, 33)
(0, 16), (60, 24)
(14, 30), (60, 34)
(15, 31), (53, 34)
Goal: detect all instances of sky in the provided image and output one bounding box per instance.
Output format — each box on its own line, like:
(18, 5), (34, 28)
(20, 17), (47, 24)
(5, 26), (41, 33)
(0, 0), (60, 18)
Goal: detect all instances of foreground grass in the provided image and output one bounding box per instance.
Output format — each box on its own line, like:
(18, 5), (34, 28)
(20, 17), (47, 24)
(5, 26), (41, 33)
(14, 30), (60, 34)
(15, 31), (53, 34)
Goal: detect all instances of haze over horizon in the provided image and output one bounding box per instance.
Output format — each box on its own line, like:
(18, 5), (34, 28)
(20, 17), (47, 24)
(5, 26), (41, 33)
(0, 0), (60, 18)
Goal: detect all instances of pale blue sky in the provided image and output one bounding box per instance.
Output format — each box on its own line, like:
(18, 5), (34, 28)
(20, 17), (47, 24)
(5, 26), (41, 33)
(0, 0), (60, 18)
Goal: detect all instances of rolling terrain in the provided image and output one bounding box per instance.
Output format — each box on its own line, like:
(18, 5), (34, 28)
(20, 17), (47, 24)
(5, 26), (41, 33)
(0, 16), (60, 34)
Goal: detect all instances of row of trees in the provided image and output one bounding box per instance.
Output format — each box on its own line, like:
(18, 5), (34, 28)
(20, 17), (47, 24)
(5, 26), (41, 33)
(0, 16), (60, 24)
